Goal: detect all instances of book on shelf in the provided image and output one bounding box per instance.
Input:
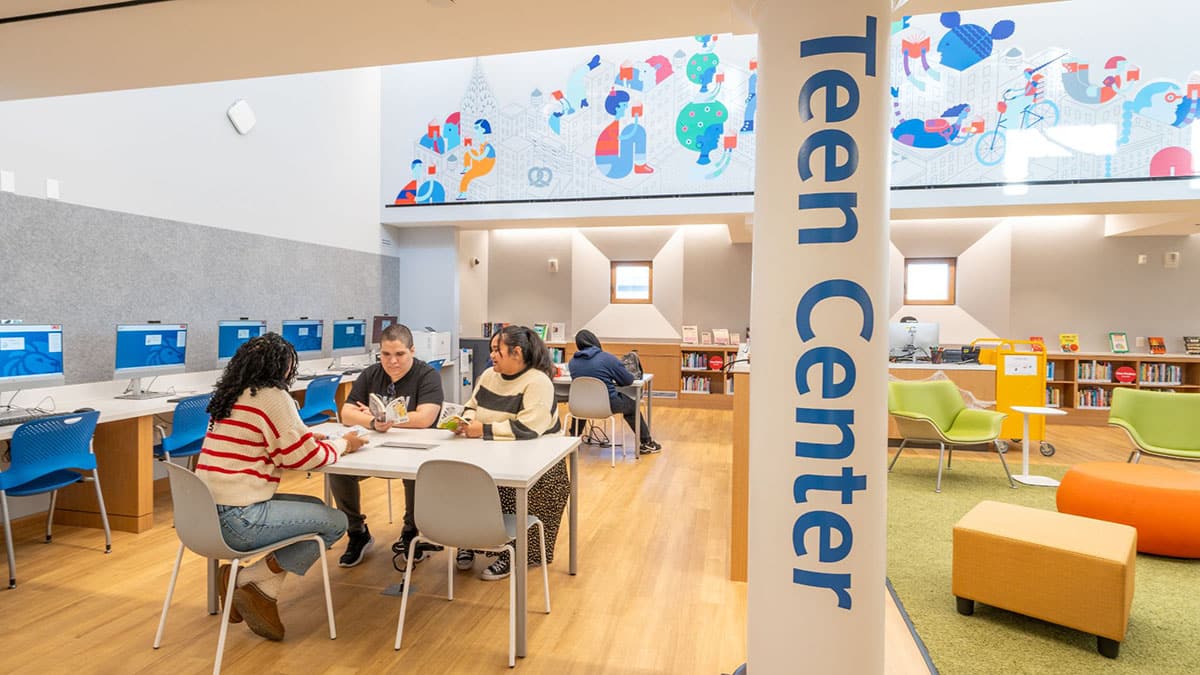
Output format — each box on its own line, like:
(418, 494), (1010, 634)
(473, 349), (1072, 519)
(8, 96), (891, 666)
(549, 322), (566, 343)
(1184, 336), (1200, 356)
(681, 325), (698, 345)
(701, 331), (713, 345)
(1108, 332), (1129, 353)
(732, 332), (741, 345)
(1148, 336), (1167, 355)
(1029, 336), (1045, 352)
(532, 323), (549, 341)
(1058, 333), (1080, 352)
(713, 328), (730, 345)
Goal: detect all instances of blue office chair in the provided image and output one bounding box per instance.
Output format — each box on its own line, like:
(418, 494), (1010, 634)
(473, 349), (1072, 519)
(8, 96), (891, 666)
(427, 359), (445, 372)
(298, 374), (343, 425)
(154, 392), (213, 468)
(0, 410), (111, 589)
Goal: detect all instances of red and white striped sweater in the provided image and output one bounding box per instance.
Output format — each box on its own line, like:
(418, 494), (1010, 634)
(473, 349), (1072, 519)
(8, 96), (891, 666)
(196, 386), (346, 506)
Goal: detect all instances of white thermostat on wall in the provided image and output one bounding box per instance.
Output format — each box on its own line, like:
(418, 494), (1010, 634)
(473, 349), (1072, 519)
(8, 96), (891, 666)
(226, 99), (256, 135)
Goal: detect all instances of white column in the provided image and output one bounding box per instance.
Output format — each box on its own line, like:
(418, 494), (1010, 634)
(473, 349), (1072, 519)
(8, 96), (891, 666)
(743, 0), (890, 672)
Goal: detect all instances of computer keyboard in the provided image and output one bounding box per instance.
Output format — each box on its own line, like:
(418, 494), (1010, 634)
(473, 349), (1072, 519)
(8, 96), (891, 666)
(0, 410), (56, 427)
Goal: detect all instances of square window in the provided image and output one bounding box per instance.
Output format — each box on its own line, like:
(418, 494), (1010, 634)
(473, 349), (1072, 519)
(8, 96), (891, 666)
(904, 258), (956, 305)
(611, 261), (653, 304)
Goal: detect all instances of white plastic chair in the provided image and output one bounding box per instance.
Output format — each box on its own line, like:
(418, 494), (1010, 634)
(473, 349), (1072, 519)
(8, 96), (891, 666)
(396, 459), (550, 667)
(565, 376), (625, 467)
(153, 462), (337, 675)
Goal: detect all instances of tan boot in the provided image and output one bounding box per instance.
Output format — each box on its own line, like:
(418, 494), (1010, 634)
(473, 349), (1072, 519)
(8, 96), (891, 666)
(217, 564), (243, 623)
(232, 583), (285, 641)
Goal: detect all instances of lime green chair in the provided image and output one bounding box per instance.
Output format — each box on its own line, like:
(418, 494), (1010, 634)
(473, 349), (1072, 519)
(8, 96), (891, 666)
(888, 379), (1015, 493)
(1108, 388), (1200, 463)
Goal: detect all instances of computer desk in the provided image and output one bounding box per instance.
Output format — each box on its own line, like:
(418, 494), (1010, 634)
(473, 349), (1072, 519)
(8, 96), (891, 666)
(0, 362), (364, 533)
(553, 373), (654, 451)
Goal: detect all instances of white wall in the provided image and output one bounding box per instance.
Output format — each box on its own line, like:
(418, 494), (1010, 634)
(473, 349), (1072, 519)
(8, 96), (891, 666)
(0, 67), (388, 255)
(457, 230), (490, 336)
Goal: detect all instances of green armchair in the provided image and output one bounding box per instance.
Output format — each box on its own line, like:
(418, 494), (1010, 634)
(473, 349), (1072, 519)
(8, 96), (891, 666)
(1109, 388), (1200, 463)
(888, 379), (1015, 493)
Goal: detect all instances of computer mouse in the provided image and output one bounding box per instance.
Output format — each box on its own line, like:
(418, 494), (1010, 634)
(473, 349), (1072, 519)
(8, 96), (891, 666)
(73, 407), (96, 413)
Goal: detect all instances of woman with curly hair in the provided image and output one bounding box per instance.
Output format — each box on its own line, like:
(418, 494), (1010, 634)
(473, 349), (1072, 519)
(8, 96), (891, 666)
(453, 325), (568, 580)
(196, 332), (365, 641)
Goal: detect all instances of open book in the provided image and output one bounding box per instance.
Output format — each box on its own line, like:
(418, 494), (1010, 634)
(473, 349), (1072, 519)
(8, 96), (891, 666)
(437, 401), (468, 431)
(368, 393), (409, 424)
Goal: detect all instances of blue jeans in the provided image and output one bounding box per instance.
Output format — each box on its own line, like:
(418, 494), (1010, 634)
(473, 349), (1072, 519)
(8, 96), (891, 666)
(216, 493), (348, 576)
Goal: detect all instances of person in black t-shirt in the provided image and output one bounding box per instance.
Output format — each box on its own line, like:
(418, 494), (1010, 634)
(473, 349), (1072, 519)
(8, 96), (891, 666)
(330, 323), (444, 569)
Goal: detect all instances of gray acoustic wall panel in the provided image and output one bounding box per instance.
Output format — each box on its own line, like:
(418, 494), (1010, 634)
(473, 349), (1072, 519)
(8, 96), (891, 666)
(1, 193), (399, 385)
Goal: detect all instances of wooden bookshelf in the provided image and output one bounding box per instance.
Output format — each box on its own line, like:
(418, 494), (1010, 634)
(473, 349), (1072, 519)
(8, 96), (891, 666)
(1044, 352), (1200, 425)
(679, 345), (740, 405)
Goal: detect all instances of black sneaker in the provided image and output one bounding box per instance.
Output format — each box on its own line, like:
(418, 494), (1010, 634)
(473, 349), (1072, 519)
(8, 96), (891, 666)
(480, 555), (511, 581)
(456, 549), (476, 571)
(639, 439), (662, 454)
(339, 527), (374, 568)
(391, 530), (443, 571)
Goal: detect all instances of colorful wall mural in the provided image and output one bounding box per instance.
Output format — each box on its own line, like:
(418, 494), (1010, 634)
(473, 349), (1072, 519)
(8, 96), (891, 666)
(380, 1), (1200, 215)
(889, 0), (1200, 187)
(380, 33), (758, 214)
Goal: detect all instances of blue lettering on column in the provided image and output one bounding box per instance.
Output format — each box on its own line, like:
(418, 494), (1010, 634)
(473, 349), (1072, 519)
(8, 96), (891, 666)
(790, 15), (879, 611)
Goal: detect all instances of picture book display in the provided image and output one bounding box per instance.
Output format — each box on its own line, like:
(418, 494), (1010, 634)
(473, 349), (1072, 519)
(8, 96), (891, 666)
(1184, 336), (1200, 355)
(1058, 333), (1080, 352)
(368, 393), (409, 424)
(1029, 336), (1045, 352)
(681, 325), (698, 345)
(713, 328), (730, 345)
(1108, 332), (1129, 353)
(1148, 336), (1167, 355)
(549, 322), (566, 342)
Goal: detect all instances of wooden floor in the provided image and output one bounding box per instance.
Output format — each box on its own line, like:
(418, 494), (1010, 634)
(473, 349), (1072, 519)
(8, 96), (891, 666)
(0, 411), (1175, 674)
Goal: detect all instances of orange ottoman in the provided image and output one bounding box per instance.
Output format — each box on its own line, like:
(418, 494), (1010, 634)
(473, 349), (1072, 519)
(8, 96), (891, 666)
(1057, 462), (1200, 559)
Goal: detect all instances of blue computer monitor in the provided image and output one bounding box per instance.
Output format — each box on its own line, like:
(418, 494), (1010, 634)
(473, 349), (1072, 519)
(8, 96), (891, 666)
(281, 319), (324, 358)
(0, 324), (65, 392)
(888, 322), (939, 361)
(115, 323), (188, 379)
(332, 319), (367, 357)
(218, 319), (267, 364)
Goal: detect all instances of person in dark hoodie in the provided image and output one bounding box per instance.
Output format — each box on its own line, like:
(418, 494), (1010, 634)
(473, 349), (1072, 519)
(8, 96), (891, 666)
(567, 329), (661, 453)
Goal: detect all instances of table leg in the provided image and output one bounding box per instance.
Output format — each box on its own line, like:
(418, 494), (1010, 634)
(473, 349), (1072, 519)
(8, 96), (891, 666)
(1013, 413), (1060, 487)
(55, 415), (154, 533)
(646, 378), (653, 429)
(634, 386), (641, 460)
(516, 486), (528, 658)
(1022, 414), (1031, 477)
(207, 557), (219, 614)
(569, 448), (578, 576)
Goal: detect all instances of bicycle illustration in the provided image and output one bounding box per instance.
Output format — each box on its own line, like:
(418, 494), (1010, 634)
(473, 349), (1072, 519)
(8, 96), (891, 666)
(975, 55), (1064, 166)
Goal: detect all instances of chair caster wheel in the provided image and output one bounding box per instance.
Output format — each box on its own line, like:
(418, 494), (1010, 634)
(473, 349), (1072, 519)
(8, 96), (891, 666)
(1039, 442), (1056, 457)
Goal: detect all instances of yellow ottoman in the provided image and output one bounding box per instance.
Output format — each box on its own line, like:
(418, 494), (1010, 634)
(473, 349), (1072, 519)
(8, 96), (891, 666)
(952, 500), (1136, 658)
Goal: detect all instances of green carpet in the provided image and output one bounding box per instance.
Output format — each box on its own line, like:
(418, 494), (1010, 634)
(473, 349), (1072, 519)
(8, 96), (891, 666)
(887, 456), (1200, 674)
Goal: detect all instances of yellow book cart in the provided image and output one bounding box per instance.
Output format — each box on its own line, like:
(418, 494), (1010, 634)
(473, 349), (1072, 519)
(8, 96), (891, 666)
(970, 338), (1055, 456)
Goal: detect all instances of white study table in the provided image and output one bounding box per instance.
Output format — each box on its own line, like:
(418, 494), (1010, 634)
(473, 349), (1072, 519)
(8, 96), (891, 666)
(0, 359), (366, 531)
(307, 424), (581, 659)
(553, 372), (653, 454)
(1010, 405), (1067, 487)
